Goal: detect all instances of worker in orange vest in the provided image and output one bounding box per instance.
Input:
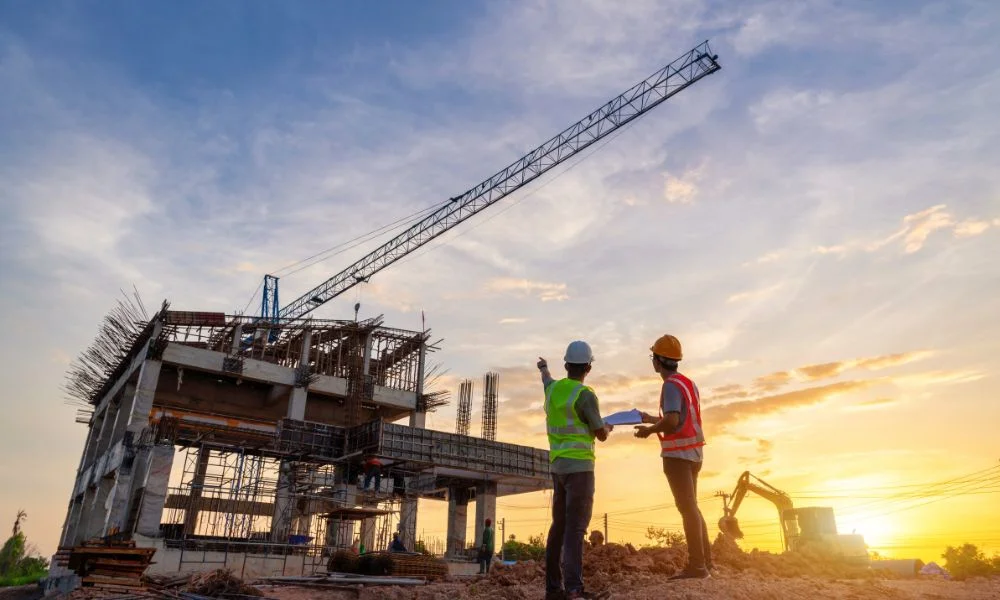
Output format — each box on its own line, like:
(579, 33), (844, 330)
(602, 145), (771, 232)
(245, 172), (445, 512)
(634, 334), (712, 580)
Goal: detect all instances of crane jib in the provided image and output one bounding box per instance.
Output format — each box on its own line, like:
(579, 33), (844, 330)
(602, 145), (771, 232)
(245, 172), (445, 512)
(279, 41), (721, 320)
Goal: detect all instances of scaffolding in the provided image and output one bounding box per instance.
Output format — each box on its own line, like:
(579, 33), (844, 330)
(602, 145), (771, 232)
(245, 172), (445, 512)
(481, 372), (499, 442)
(455, 379), (473, 437)
(159, 443), (404, 573)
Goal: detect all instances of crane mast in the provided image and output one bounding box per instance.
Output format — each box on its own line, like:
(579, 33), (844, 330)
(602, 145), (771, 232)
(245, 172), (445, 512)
(277, 41), (721, 320)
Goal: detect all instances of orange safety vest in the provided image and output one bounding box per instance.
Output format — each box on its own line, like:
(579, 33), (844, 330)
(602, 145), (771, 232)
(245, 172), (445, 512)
(657, 373), (706, 451)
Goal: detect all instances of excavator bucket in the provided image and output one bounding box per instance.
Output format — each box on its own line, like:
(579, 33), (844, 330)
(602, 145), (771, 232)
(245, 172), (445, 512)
(719, 515), (744, 539)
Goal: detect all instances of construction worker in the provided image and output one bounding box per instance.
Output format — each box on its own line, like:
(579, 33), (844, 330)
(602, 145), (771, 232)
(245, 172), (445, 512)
(634, 334), (712, 580)
(538, 340), (613, 600)
(362, 455), (383, 491)
(478, 518), (495, 574)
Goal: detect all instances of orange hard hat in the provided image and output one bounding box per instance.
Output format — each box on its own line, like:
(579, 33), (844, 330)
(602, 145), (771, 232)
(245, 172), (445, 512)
(651, 334), (682, 361)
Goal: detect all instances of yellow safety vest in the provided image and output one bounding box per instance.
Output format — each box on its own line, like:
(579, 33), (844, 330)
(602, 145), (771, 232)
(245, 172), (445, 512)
(545, 378), (596, 462)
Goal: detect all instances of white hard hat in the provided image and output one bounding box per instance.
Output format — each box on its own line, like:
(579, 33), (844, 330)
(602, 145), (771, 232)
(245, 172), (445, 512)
(564, 340), (595, 365)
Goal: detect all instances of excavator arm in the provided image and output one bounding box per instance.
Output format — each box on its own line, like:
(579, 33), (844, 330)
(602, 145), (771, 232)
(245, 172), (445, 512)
(719, 471), (796, 550)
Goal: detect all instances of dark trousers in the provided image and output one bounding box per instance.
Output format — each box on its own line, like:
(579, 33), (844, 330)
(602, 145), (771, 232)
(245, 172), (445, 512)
(663, 457), (712, 570)
(478, 552), (493, 574)
(363, 467), (381, 490)
(545, 471), (595, 594)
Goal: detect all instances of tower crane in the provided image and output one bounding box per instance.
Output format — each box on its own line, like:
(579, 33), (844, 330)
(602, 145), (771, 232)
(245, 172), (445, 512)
(718, 471), (870, 564)
(260, 41), (721, 321)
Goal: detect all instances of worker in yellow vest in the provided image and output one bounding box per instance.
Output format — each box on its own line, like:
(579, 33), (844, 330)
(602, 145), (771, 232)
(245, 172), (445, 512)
(538, 340), (612, 600)
(634, 334), (712, 580)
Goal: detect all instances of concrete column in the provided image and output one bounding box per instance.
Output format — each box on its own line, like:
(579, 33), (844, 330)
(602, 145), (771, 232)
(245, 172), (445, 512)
(105, 363), (160, 533)
(326, 517), (353, 549)
(446, 486), (469, 557)
(182, 447), (211, 536)
(134, 445), (175, 537)
(128, 360), (162, 433)
(229, 324), (244, 354)
(288, 330), (312, 420)
(270, 461), (295, 542)
(360, 517), (376, 553)
(81, 410), (109, 470)
(60, 497), (83, 547)
(409, 344), (427, 428)
(399, 496), (418, 552)
(111, 383), (137, 444)
(474, 481), (498, 548)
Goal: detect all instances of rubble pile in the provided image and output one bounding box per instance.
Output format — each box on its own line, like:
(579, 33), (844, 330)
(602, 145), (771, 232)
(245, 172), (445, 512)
(183, 569), (264, 597)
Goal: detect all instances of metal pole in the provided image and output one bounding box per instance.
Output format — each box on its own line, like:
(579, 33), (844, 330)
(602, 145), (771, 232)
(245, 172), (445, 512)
(500, 518), (506, 561)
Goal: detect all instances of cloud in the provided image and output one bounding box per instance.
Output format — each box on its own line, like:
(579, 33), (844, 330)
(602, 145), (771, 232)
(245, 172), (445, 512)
(705, 380), (877, 432)
(498, 317), (528, 324)
(869, 205), (956, 254)
(847, 397), (897, 411)
(708, 350), (934, 400)
(953, 218), (995, 238)
(707, 383), (749, 402)
(751, 371), (792, 393)
(811, 206), (996, 259)
(485, 278), (569, 302)
(727, 283), (783, 304)
(744, 251), (783, 266)
(662, 162), (706, 204)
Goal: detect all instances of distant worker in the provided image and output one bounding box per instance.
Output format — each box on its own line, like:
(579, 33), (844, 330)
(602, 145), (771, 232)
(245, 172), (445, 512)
(362, 455), (383, 491)
(588, 530), (604, 547)
(389, 532), (407, 553)
(538, 341), (613, 600)
(478, 518), (495, 574)
(634, 334), (712, 580)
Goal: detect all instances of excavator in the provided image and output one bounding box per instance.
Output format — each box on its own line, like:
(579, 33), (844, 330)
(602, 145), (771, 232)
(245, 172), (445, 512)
(718, 471), (870, 564)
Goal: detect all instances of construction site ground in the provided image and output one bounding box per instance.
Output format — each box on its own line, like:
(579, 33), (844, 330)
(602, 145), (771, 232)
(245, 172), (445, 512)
(43, 540), (1000, 600)
(267, 539), (998, 600)
(266, 572), (999, 600)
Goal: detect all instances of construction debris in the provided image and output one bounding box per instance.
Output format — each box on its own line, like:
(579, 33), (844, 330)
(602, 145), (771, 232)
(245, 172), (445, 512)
(182, 569), (264, 597)
(326, 552), (448, 581)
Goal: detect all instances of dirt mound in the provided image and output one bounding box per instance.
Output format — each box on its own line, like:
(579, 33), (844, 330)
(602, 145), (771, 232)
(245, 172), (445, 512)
(583, 543), (686, 576)
(487, 560), (544, 586)
(711, 534), (877, 579)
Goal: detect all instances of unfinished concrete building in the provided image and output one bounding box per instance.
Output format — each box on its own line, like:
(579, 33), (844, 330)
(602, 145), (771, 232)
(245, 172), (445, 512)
(53, 305), (549, 579)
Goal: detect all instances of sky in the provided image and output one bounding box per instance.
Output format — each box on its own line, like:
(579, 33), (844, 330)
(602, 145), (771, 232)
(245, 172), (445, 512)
(1, 0), (999, 563)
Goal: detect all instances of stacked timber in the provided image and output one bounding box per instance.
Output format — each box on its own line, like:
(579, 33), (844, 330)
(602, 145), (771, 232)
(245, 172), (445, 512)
(67, 539), (156, 592)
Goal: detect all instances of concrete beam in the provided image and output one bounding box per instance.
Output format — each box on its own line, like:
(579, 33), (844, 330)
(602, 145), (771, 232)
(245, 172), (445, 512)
(161, 343), (415, 409)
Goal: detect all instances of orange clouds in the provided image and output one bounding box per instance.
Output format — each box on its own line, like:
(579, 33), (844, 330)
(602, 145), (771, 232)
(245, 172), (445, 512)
(704, 379), (877, 433)
(705, 350), (933, 402)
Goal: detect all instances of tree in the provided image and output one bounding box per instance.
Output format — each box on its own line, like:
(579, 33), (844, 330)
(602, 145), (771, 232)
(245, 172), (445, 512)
(942, 543), (1000, 580)
(0, 511), (49, 587)
(645, 526), (685, 548)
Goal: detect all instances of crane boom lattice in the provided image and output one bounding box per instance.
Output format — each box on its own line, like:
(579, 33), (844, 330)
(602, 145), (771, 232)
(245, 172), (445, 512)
(279, 41), (720, 319)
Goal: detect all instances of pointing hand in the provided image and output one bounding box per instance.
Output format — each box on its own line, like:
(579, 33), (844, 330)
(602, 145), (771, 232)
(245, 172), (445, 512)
(537, 357), (548, 370)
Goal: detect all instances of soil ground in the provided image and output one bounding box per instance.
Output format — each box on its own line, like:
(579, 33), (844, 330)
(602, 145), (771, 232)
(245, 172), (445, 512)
(265, 570), (1000, 600)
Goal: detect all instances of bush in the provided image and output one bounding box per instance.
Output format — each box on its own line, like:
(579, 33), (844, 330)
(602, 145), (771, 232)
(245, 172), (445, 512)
(502, 534), (546, 562)
(942, 543), (1000, 581)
